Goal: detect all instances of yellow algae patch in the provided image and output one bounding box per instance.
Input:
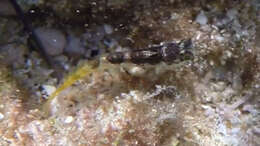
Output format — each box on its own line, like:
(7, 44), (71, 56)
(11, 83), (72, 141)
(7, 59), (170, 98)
(43, 60), (99, 115)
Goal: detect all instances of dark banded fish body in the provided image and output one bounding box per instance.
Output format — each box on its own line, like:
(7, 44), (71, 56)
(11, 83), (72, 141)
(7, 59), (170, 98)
(107, 39), (193, 64)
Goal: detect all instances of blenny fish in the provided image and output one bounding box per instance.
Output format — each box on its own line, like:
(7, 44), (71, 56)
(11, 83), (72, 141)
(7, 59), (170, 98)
(107, 39), (193, 64)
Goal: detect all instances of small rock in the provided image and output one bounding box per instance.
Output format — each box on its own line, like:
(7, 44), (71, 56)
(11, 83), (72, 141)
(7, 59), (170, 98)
(121, 63), (146, 77)
(104, 24), (113, 34)
(227, 9), (238, 20)
(210, 81), (226, 92)
(242, 104), (258, 115)
(41, 85), (56, 98)
(129, 66), (146, 76)
(195, 11), (208, 25)
(35, 27), (66, 56)
(221, 87), (235, 99)
(215, 34), (225, 42)
(253, 127), (260, 135)
(170, 13), (179, 20)
(64, 116), (74, 123)
(64, 35), (85, 57)
(0, 113), (4, 120)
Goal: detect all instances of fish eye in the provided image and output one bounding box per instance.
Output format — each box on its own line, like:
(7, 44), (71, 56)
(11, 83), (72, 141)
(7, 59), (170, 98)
(106, 52), (124, 63)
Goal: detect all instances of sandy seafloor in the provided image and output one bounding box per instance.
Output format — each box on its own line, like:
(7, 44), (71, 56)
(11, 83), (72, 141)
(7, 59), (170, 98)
(0, 0), (259, 145)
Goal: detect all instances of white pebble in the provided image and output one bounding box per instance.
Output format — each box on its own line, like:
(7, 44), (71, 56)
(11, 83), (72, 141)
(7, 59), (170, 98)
(122, 64), (146, 77)
(170, 13), (179, 20)
(64, 116), (74, 123)
(41, 85), (56, 96)
(211, 81), (226, 91)
(0, 113), (4, 120)
(215, 34), (225, 42)
(195, 11), (208, 25)
(129, 66), (145, 76)
(104, 24), (113, 34)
